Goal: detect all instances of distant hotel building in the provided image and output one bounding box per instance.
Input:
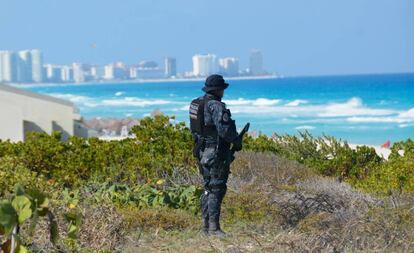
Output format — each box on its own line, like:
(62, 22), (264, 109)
(58, 65), (73, 82)
(104, 62), (127, 80)
(31, 49), (43, 82)
(44, 64), (63, 82)
(0, 51), (14, 82)
(192, 54), (218, 77)
(90, 65), (105, 80)
(0, 49), (44, 83)
(218, 57), (239, 76)
(164, 57), (177, 77)
(130, 60), (165, 79)
(17, 50), (33, 83)
(72, 63), (85, 83)
(249, 49), (264, 76)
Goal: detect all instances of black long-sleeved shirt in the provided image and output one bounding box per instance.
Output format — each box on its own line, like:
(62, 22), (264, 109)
(203, 93), (238, 145)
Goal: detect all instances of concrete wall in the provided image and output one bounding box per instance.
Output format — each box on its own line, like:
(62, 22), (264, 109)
(0, 103), (23, 141)
(0, 84), (76, 142)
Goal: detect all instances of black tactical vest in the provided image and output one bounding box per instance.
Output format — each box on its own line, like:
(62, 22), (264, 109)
(189, 96), (217, 138)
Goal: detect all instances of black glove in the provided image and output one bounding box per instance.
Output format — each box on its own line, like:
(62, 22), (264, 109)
(232, 136), (242, 151)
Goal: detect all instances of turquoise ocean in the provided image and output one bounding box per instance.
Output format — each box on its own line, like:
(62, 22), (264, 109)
(24, 73), (414, 145)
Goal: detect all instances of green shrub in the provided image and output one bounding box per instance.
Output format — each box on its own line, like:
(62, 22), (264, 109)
(131, 115), (197, 177)
(93, 182), (202, 213)
(0, 156), (48, 197)
(0, 115), (412, 196)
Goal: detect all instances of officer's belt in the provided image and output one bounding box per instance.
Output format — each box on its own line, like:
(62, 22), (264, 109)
(204, 142), (217, 149)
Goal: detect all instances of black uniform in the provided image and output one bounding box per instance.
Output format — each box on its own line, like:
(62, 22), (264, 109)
(200, 93), (238, 224)
(190, 74), (240, 235)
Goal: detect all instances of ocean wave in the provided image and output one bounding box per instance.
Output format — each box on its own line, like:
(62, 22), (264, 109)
(399, 123), (414, 128)
(295, 125), (315, 130)
(101, 97), (172, 107)
(49, 93), (90, 103)
(115, 91), (125, 96)
(285, 99), (308, 106)
(224, 98), (281, 106)
(316, 97), (395, 117)
(227, 97), (397, 119)
(346, 107), (414, 124)
(49, 93), (100, 107)
(49, 93), (176, 108)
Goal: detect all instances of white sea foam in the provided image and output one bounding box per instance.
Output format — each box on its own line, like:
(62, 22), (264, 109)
(317, 97), (395, 117)
(50, 93), (90, 103)
(101, 97), (172, 107)
(179, 105), (189, 111)
(226, 97), (399, 120)
(115, 91), (125, 96)
(398, 124), (414, 128)
(346, 107), (414, 124)
(50, 93), (177, 108)
(398, 107), (414, 118)
(225, 98), (280, 106)
(295, 125), (315, 130)
(285, 99), (308, 106)
(49, 93), (99, 107)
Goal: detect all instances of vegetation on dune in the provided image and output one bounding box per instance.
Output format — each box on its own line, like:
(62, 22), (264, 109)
(0, 115), (413, 252)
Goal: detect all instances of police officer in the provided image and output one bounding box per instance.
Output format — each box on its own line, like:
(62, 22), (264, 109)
(189, 74), (242, 236)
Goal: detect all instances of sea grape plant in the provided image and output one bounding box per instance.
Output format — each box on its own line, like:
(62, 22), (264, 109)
(0, 184), (58, 253)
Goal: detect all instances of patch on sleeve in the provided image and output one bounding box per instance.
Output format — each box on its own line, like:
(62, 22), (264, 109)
(222, 111), (229, 122)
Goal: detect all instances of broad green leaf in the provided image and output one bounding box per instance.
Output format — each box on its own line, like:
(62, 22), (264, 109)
(0, 200), (18, 235)
(26, 189), (49, 215)
(65, 211), (81, 239)
(12, 195), (32, 224)
(67, 223), (78, 239)
(16, 244), (28, 253)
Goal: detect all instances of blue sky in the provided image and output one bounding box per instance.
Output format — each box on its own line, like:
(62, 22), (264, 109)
(1, 0), (413, 76)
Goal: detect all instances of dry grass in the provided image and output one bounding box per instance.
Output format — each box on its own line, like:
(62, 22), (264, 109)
(19, 151), (414, 252)
(20, 204), (125, 252)
(121, 151), (414, 252)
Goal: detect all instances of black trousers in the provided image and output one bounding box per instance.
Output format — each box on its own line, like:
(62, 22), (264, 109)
(200, 160), (229, 223)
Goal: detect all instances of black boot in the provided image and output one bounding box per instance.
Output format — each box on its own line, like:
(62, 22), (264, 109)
(200, 191), (210, 235)
(208, 220), (226, 237)
(202, 217), (209, 235)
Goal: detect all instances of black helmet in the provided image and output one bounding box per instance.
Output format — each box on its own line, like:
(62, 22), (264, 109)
(202, 74), (229, 92)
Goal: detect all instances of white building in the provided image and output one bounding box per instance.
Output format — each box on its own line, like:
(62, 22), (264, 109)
(164, 57), (177, 77)
(44, 64), (64, 82)
(0, 84), (88, 141)
(30, 49), (43, 82)
(0, 51), (15, 82)
(0, 49), (44, 83)
(61, 65), (73, 82)
(90, 65), (105, 80)
(192, 54), (218, 77)
(17, 50), (32, 83)
(218, 57), (239, 76)
(249, 49), (264, 76)
(104, 63), (126, 80)
(104, 65), (115, 80)
(72, 63), (85, 83)
(130, 67), (165, 79)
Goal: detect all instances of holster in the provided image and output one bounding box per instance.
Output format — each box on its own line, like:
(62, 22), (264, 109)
(200, 145), (218, 168)
(193, 136), (205, 159)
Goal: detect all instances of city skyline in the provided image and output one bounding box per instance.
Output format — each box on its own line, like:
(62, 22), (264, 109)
(0, 48), (269, 84)
(1, 0), (412, 76)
